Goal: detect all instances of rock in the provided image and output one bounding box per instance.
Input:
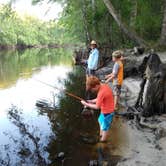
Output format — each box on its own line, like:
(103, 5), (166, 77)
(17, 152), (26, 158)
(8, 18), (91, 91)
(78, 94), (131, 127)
(89, 160), (98, 166)
(58, 152), (65, 158)
(155, 122), (166, 139)
(80, 133), (98, 144)
(88, 160), (109, 166)
(133, 47), (145, 55)
(139, 53), (166, 117)
(55, 152), (65, 160)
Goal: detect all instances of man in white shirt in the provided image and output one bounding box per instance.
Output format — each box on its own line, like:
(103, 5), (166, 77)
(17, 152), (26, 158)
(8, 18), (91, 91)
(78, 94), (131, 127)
(86, 40), (99, 77)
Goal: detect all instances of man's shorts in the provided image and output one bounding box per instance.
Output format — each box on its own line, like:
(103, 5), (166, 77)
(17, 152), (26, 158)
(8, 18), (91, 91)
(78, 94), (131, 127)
(113, 85), (121, 96)
(98, 113), (114, 131)
(86, 68), (96, 76)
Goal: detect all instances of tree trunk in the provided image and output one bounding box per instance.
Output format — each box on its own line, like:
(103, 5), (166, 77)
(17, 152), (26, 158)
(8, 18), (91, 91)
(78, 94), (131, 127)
(81, 0), (91, 44)
(91, 0), (97, 39)
(159, 0), (166, 45)
(102, 0), (147, 47)
(130, 0), (137, 27)
(136, 53), (166, 117)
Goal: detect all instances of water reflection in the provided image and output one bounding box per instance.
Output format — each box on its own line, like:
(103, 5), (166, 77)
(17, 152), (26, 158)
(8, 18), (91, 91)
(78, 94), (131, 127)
(0, 48), (126, 165)
(0, 48), (72, 89)
(44, 67), (123, 166)
(0, 48), (72, 165)
(44, 67), (101, 166)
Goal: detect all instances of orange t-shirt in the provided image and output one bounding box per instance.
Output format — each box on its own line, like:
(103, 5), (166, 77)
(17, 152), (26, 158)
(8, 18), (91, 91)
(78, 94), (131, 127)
(117, 61), (123, 85)
(96, 84), (114, 114)
(113, 60), (124, 86)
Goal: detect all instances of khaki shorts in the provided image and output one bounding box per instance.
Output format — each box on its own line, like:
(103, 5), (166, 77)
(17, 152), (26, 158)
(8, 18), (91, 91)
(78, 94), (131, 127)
(113, 85), (121, 96)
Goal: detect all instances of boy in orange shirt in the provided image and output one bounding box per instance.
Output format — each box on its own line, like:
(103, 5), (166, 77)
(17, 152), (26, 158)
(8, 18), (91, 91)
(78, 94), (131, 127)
(105, 50), (124, 110)
(81, 76), (114, 142)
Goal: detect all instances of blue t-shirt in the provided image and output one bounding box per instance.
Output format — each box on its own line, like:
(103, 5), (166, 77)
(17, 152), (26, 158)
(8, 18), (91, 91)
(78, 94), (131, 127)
(87, 48), (99, 70)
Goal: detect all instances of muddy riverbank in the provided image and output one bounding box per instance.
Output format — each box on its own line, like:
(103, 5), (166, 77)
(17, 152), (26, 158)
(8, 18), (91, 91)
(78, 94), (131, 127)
(116, 78), (166, 166)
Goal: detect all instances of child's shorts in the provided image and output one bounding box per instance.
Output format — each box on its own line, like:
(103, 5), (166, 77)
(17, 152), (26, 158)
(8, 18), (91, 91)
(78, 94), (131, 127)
(98, 113), (114, 131)
(113, 85), (121, 96)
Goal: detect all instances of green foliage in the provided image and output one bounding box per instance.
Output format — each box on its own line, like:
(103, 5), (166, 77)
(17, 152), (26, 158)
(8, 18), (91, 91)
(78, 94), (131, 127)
(136, 0), (163, 41)
(54, 0), (164, 47)
(1, 0), (165, 47)
(0, 4), (61, 46)
(0, 48), (72, 88)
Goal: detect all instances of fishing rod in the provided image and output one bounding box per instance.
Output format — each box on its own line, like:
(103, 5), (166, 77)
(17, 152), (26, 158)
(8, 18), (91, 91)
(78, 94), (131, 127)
(34, 79), (85, 101)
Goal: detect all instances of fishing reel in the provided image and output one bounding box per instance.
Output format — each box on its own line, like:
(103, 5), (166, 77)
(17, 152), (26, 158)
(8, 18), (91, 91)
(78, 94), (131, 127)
(81, 106), (94, 119)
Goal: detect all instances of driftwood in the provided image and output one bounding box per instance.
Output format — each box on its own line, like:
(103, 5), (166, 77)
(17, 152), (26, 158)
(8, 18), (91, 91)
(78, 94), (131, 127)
(136, 53), (166, 117)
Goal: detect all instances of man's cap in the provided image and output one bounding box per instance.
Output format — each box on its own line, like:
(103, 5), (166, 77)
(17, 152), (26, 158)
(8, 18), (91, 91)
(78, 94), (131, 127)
(90, 40), (97, 45)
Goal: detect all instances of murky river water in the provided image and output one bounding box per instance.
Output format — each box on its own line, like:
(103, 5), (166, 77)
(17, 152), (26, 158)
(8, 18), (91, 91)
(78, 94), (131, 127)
(0, 48), (129, 166)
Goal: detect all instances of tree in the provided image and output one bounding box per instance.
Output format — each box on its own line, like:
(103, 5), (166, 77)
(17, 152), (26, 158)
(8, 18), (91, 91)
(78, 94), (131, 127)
(0, 4), (61, 46)
(102, 0), (147, 47)
(130, 0), (137, 27)
(81, 0), (91, 44)
(159, 0), (166, 46)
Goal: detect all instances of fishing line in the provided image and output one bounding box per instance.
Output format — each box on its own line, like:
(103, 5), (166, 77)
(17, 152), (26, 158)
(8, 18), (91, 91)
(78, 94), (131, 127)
(34, 79), (85, 101)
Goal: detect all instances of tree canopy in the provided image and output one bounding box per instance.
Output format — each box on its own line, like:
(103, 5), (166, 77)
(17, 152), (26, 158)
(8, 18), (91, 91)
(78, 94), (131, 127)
(46, 0), (165, 48)
(0, 4), (62, 46)
(1, 0), (166, 48)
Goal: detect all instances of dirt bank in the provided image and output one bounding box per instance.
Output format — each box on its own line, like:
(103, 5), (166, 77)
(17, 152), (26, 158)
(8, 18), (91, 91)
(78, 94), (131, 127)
(117, 117), (166, 166)
(118, 78), (166, 166)
(88, 77), (166, 166)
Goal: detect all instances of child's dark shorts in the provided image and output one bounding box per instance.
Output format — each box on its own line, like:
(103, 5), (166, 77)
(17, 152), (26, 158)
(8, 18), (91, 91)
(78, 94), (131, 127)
(113, 85), (121, 96)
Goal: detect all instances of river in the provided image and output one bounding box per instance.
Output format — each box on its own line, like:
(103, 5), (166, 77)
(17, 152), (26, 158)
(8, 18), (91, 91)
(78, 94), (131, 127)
(0, 48), (129, 166)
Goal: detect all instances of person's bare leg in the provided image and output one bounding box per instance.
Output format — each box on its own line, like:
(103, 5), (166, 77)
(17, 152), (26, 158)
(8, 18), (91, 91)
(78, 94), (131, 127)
(100, 131), (109, 142)
(86, 74), (90, 81)
(114, 95), (118, 110)
(100, 129), (103, 137)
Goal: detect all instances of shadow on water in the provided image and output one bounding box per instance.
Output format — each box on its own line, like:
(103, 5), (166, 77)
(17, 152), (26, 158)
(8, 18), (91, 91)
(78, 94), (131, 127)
(41, 67), (125, 166)
(5, 66), (124, 166)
